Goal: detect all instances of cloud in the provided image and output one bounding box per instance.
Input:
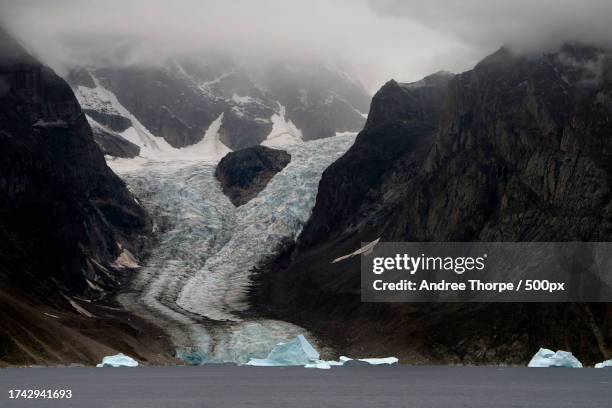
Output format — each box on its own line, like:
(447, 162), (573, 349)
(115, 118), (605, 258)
(0, 0), (476, 91)
(369, 0), (612, 53)
(1, 0), (611, 92)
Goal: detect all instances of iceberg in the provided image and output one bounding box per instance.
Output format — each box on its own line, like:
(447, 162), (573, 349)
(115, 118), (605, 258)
(96, 353), (139, 368)
(304, 356), (399, 369)
(332, 356), (398, 367)
(357, 357), (399, 365)
(305, 361), (332, 370)
(527, 348), (583, 368)
(247, 335), (320, 366)
(595, 359), (612, 368)
(246, 336), (401, 369)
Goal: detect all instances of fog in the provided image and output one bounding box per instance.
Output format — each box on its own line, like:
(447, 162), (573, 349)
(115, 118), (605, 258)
(370, 0), (612, 54)
(1, 0), (611, 92)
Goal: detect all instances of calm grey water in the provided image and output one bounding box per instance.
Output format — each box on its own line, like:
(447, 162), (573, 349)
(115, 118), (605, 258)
(1, 366), (610, 408)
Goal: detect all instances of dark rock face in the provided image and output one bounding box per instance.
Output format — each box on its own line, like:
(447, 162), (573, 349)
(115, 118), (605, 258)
(0, 28), (163, 365)
(67, 59), (370, 154)
(93, 66), (222, 148)
(252, 45), (612, 365)
(215, 146), (291, 206)
(218, 97), (276, 150)
(266, 65), (370, 141)
(83, 109), (132, 132)
(89, 122), (140, 158)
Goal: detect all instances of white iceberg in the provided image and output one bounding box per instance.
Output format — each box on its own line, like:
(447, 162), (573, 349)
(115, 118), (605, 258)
(246, 335), (320, 366)
(595, 359), (612, 368)
(305, 361), (332, 370)
(304, 356), (399, 369)
(245, 334), (400, 369)
(357, 357), (399, 365)
(333, 356), (398, 366)
(96, 353), (139, 368)
(527, 348), (582, 368)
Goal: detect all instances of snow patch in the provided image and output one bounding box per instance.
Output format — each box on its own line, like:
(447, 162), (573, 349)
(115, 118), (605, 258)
(96, 353), (139, 368)
(528, 348), (583, 368)
(261, 104), (303, 148)
(178, 113), (231, 160)
(595, 358), (612, 368)
(75, 76), (176, 159)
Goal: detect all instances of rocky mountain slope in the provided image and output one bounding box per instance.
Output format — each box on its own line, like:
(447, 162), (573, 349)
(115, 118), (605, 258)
(216, 146), (291, 206)
(252, 45), (612, 365)
(0, 28), (173, 366)
(66, 57), (369, 157)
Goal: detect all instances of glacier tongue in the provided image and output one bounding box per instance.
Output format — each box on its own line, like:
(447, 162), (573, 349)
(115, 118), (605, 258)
(111, 133), (356, 364)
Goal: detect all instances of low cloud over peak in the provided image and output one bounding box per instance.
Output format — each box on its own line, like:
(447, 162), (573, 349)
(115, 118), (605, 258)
(369, 0), (612, 53)
(1, 0), (611, 92)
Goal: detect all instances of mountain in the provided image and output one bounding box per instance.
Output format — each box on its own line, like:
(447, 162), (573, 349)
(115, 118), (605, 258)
(66, 58), (370, 157)
(251, 45), (612, 365)
(0, 28), (172, 366)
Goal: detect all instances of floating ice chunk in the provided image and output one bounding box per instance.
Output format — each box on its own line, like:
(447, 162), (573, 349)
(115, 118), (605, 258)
(595, 359), (612, 368)
(96, 353), (139, 368)
(358, 357), (399, 365)
(305, 356), (399, 368)
(528, 348), (583, 368)
(305, 360), (332, 370)
(247, 358), (289, 367)
(246, 335), (319, 366)
(244, 334), (399, 368)
(334, 356), (399, 366)
(267, 335), (319, 362)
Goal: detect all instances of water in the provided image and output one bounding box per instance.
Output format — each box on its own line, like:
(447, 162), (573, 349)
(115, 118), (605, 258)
(111, 134), (356, 363)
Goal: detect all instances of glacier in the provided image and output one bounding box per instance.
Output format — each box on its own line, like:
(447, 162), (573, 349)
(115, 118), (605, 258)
(111, 132), (356, 364)
(96, 353), (139, 368)
(527, 348), (583, 368)
(595, 359), (612, 368)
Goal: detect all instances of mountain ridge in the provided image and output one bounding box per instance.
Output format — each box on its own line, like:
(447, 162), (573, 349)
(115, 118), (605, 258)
(251, 43), (612, 365)
(0, 27), (173, 366)
(66, 59), (370, 156)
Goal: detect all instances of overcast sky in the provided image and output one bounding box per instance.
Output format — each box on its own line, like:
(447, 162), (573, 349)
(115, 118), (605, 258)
(2, 0), (612, 92)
